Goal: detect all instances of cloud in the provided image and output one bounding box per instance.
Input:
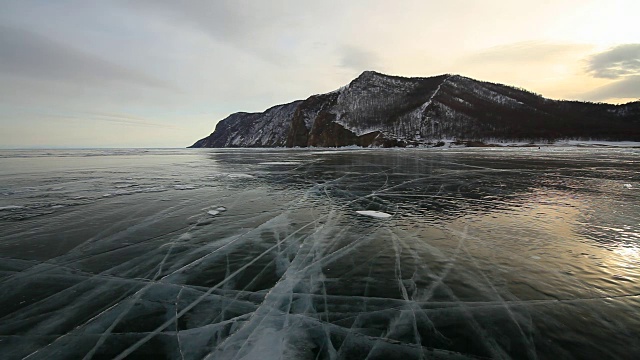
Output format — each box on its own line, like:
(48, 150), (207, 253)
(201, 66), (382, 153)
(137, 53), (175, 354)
(81, 112), (184, 129)
(339, 46), (382, 72)
(466, 41), (592, 64)
(583, 75), (640, 102)
(585, 44), (640, 79)
(122, 1), (253, 41)
(0, 25), (165, 88)
(120, 0), (313, 65)
(582, 44), (640, 101)
(1, 108), (182, 130)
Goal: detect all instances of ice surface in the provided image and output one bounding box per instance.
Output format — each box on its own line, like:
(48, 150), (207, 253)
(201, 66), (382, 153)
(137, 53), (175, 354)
(559, 140), (640, 147)
(0, 148), (639, 359)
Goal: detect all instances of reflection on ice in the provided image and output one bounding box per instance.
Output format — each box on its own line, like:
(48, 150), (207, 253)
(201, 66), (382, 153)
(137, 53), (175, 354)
(0, 148), (639, 359)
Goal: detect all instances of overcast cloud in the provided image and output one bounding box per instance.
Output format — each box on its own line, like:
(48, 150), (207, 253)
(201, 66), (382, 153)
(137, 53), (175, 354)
(339, 46), (384, 73)
(584, 75), (640, 101)
(0, 25), (164, 87)
(586, 44), (640, 79)
(466, 41), (593, 64)
(580, 44), (640, 101)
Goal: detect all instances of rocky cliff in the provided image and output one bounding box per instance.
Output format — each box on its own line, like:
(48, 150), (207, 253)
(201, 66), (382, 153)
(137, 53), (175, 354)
(190, 71), (640, 148)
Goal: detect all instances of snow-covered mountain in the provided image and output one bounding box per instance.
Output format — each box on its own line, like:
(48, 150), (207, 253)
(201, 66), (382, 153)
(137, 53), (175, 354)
(190, 71), (640, 148)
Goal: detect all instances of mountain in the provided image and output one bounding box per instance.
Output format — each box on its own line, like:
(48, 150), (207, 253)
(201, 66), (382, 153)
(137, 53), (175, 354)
(189, 71), (640, 148)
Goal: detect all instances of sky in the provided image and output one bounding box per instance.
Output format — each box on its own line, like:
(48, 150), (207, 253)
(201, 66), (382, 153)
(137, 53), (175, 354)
(1, 0), (639, 148)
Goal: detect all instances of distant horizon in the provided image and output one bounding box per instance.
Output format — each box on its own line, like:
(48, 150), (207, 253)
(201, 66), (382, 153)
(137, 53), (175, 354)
(2, 69), (639, 150)
(4, 139), (640, 151)
(2, 70), (638, 151)
(0, 146), (185, 150)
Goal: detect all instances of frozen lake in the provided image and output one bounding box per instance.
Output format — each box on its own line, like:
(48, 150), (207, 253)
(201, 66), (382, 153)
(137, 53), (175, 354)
(0, 148), (639, 359)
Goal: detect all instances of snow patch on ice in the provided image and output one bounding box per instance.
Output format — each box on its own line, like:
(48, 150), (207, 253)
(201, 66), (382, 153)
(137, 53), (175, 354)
(207, 206), (227, 217)
(259, 161), (301, 165)
(356, 210), (392, 218)
(174, 185), (196, 190)
(228, 173), (255, 179)
(0, 205), (24, 211)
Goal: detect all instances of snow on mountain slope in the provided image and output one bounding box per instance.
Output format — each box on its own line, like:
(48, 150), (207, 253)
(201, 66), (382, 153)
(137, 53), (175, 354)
(189, 72), (640, 148)
(192, 101), (302, 148)
(331, 72), (447, 136)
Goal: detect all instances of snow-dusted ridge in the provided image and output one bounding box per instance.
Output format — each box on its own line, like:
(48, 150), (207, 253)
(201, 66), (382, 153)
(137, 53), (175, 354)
(190, 71), (640, 148)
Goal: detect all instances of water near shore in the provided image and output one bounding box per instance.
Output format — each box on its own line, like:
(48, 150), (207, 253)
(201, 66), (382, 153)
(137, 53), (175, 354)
(0, 148), (638, 359)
